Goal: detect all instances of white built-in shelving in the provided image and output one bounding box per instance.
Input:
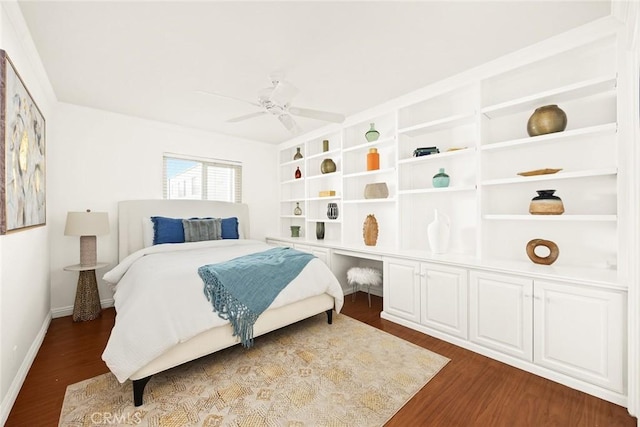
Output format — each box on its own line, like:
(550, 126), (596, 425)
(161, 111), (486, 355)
(277, 30), (622, 281)
(273, 23), (636, 407)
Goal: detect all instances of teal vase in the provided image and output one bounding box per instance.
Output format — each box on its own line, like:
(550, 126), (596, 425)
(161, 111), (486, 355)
(365, 123), (380, 142)
(432, 168), (450, 188)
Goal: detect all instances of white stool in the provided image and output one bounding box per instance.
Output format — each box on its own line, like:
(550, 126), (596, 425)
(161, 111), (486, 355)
(347, 267), (383, 307)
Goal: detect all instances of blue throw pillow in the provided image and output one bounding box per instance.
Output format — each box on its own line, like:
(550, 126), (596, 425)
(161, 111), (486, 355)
(221, 217), (239, 239)
(151, 216), (185, 245)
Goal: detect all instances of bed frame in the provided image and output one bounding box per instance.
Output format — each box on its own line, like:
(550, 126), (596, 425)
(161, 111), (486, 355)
(116, 200), (335, 406)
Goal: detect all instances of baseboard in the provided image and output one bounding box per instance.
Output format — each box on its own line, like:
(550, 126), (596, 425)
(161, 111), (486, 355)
(0, 312), (51, 426)
(51, 297), (115, 319)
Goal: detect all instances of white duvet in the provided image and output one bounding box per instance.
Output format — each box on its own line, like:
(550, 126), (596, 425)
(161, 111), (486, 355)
(101, 239), (344, 383)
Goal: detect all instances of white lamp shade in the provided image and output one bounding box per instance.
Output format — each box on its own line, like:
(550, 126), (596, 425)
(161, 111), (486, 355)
(64, 211), (110, 236)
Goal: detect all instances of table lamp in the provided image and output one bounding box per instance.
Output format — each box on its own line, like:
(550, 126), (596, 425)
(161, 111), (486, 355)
(64, 210), (110, 267)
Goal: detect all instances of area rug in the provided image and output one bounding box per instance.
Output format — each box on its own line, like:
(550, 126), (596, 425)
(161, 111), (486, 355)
(59, 314), (449, 426)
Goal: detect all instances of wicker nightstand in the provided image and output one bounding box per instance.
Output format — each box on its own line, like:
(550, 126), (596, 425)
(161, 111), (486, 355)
(64, 262), (109, 322)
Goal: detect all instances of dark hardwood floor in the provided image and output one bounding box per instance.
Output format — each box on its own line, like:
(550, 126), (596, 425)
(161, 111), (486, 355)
(6, 293), (637, 426)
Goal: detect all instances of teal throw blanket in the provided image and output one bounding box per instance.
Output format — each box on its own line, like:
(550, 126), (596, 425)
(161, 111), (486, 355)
(198, 247), (315, 347)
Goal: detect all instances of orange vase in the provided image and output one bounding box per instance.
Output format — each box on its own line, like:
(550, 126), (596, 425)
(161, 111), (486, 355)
(367, 148), (380, 171)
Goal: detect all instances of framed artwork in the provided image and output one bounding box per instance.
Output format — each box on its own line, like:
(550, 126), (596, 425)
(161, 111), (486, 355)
(0, 50), (46, 234)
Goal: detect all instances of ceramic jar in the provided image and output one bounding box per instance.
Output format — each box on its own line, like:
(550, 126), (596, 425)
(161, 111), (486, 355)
(295, 167), (302, 179)
(365, 123), (380, 142)
(364, 182), (389, 199)
(293, 202), (302, 216)
(427, 209), (450, 254)
(432, 168), (450, 188)
(293, 147), (303, 160)
(316, 222), (325, 240)
(527, 104), (567, 137)
(327, 203), (339, 219)
(290, 225), (301, 238)
(529, 190), (564, 215)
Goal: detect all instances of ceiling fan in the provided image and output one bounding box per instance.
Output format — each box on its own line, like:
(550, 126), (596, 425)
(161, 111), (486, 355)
(197, 75), (345, 133)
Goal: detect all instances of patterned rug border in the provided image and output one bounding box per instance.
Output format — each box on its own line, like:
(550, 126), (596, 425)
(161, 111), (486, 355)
(60, 314), (450, 426)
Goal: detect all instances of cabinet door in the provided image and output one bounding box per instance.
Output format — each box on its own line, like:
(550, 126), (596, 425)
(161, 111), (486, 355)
(469, 271), (533, 361)
(294, 244), (331, 268)
(383, 258), (421, 323)
(420, 264), (468, 339)
(534, 280), (625, 392)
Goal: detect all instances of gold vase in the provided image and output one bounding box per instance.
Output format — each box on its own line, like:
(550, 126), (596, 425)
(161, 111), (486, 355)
(527, 104), (567, 137)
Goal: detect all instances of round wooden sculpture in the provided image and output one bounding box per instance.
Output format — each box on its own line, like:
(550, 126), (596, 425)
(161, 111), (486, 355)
(526, 239), (559, 265)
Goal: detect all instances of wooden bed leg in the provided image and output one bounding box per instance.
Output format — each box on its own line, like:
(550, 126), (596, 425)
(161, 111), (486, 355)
(133, 376), (152, 407)
(326, 309), (333, 324)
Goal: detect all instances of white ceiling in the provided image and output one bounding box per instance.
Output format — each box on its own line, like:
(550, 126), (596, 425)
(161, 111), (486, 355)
(18, 1), (611, 144)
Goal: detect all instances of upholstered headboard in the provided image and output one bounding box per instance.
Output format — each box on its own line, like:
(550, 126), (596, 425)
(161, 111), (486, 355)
(118, 199), (250, 262)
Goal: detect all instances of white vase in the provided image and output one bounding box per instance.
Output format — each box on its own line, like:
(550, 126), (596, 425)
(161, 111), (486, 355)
(428, 209), (450, 254)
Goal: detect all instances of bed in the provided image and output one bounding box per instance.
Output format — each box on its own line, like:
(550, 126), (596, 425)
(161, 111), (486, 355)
(101, 199), (344, 406)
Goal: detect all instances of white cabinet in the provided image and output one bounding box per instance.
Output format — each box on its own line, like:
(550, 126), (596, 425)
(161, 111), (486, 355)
(384, 258), (467, 337)
(383, 258), (420, 323)
(470, 271), (625, 393)
(469, 271), (533, 361)
(294, 244), (331, 268)
(534, 280), (626, 393)
(420, 263), (468, 339)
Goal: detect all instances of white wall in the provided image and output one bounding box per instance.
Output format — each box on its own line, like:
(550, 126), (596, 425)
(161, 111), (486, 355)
(0, 1), (56, 423)
(48, 103), (278, 315)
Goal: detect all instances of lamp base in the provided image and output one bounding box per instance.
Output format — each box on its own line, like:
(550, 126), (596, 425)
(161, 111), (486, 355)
(80, 235), (97, 267)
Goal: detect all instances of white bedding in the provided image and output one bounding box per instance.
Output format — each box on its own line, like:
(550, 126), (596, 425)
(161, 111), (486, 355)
(101, 239), (344, 383)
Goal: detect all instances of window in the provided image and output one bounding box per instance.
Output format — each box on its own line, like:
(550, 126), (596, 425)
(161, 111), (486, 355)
(163, 154), (242, 202)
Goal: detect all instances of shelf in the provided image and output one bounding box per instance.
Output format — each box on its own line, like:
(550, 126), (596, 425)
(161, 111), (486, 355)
(481, 167), (617, 186)
(281, 215), (306, 219)
(281, 178), (305, 185)
(481, 74), (616, 119)
(281, 198), (305, 203)
(307, 196), (341, 201)
(480, 122), (617, 151)
(398, 185), (476, 195)
(343, 167), (396, 179)
(280, 158), (304, 167)
(343, 198), (396, 204)
(306, 218), (342, 223)
(307, 148), (341, 160)
(343, 136), (395, 153)
(398, 147), (475, 165)
(398, 113), (475, 137)
(483, 214), (617, 221)
(306, 171), (341, 181)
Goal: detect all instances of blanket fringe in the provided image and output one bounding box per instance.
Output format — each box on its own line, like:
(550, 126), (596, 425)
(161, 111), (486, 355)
(202, 271), (259, 347)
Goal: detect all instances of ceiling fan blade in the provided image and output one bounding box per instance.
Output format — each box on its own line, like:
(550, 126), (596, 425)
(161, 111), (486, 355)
(226, 111), (267, 123)
(278, 114), (301, 134)
(270, 80), (298, 106)
(195, 90), (261, 108)
(288, 106), (345, 123)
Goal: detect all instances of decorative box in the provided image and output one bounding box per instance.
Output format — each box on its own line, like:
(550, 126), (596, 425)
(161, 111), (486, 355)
(413, 147), (439, 157)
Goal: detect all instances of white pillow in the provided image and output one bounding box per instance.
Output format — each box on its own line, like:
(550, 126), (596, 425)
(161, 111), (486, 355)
(142, 217), (154, 248)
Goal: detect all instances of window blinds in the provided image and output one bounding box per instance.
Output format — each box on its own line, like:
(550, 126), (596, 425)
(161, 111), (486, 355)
(163, 154), (242, 203)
